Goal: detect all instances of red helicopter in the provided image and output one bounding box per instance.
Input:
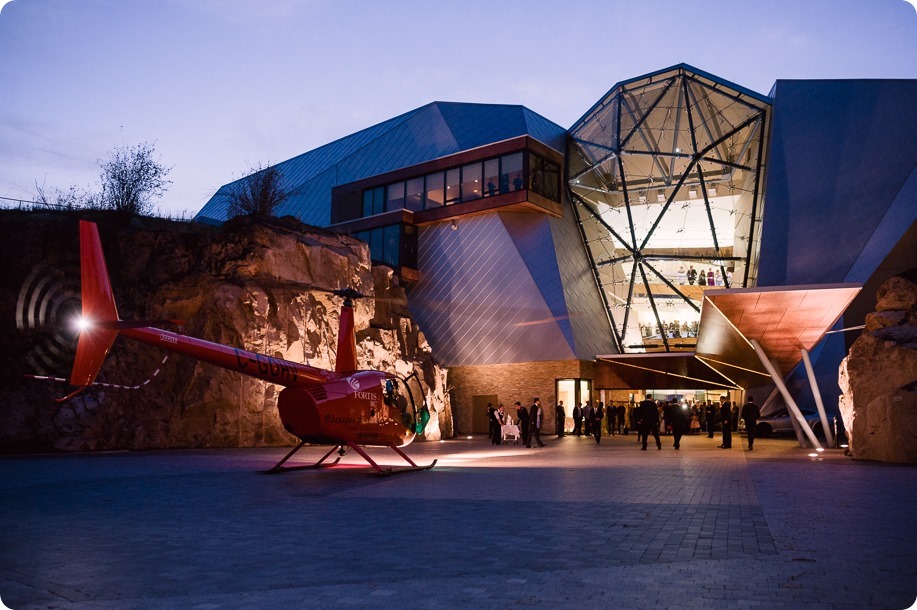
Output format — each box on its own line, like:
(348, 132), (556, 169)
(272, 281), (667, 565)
(60, 220), (435, 475)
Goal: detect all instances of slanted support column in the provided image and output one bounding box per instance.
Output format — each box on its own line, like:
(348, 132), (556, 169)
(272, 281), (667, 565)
(800, 348), (835, 447)
(760, 384), (781, 413)
(750, 340), (822, 449)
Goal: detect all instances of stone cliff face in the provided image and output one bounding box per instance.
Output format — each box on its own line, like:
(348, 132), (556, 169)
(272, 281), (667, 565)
(0, 211), (451, 452)
(838, 274), (917, 463)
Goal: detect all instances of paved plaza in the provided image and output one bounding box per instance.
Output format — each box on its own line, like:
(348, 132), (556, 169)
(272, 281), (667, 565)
(1, 433), (915, 609)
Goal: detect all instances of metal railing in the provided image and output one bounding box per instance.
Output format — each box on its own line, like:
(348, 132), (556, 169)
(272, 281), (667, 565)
(0, 195), (67, 210)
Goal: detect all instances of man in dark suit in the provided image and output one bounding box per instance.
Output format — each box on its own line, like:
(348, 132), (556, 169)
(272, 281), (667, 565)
(528, 398), (546, 448)
(487, 403), (495, 441)
(718, 395), (733, 448)
(670, 401), (688, 450)
(516, 401), (531, 447)
(637, 394), (661, 451)
(741, 396), (761, 450)
(572, 403), (582, 436)
(555, 400), (565, 437)
(593, 402), (604, 444)
(705, 401), (717, 438)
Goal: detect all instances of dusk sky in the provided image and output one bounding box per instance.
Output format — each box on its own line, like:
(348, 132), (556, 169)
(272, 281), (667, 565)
(1, 0), (915, 217)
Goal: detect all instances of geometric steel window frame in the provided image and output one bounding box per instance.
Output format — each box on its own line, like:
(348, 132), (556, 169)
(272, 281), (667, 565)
(567, 65), (771, 353)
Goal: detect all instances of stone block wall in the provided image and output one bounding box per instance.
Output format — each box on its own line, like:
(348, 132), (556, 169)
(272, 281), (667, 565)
(448, 359), (596, 435)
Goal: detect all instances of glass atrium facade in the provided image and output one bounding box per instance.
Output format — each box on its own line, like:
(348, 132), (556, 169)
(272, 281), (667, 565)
(567, 66), (770, 353)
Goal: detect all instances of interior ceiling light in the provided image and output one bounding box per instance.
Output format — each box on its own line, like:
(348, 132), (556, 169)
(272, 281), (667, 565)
(657, 193), (666, 202)
(638, 195), (647, 203)
(688, 190), (697, 198)
(709, 187), (718, 196)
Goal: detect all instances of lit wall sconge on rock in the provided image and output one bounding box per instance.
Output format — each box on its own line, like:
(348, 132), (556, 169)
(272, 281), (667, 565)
(450, 220), (458, 231)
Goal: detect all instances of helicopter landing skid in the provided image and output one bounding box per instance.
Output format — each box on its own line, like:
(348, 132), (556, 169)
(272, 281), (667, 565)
(260, 441), (342, 474)
(260, 441), (435, 475)
(347, 443), (437, 476)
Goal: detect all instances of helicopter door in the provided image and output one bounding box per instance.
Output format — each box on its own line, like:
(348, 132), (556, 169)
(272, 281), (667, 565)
(382, 376), (417, 433)
(400, 372), (431, 434)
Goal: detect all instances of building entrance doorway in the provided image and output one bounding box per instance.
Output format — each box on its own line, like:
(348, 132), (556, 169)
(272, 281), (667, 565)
(471, 394), (499, 434)
(556, 378), (592, 433)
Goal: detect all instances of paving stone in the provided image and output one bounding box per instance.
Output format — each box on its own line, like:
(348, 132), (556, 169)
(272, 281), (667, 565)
(0, 435), (915, 608)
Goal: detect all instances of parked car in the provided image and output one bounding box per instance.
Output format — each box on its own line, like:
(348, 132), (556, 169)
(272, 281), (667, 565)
(755, 408), (833, 440)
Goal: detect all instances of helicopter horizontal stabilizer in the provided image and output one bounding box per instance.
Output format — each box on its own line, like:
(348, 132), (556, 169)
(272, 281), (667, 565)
(69, 221), (120, 387)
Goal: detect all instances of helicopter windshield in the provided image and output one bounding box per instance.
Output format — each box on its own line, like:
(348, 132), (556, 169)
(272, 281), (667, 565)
(381, 376), (417, 433)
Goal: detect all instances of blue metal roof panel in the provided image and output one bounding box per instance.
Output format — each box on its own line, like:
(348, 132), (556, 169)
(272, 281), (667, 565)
(522, 107), (568, 152)
(195, 104), (429, 223)
(436, 102), (527, 151)
(196, 101), (571, 225)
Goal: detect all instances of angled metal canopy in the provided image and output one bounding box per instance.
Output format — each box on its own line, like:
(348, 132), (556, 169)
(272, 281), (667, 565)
(696, 283), (862, 384)
(595, 352), (740, 390)
(595, 283), (862, 391)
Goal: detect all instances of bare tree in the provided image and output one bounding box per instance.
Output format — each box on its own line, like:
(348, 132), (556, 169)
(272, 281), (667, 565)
(98, 141), (172, 215)
(226, 163), (289, 219)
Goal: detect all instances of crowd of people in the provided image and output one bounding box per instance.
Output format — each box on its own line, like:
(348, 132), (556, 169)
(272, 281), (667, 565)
(487, 395), (762, 450)
(676, 265), (732, 287)
(486, 399), (545, 448)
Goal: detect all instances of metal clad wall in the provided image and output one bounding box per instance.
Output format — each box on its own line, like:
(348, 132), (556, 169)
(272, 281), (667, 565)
(757, 79), (917, 415)
(410, 215), (576, 366)
(549, 201), (620, 359)
(500, 212), (574, 348)
(758, 79), (917, 286)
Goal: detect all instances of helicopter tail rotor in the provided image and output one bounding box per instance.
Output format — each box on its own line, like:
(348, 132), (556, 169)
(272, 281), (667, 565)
(69, 221), (120, 387)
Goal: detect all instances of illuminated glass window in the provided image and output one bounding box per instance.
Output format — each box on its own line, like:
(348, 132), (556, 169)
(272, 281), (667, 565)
(445, 168), (461, 204)
(387, 182), (405, 210)
(483, 158), (500, 197)
(425, 172), (445, 208)
(354, 224), (417, 269)
(567, 66), (770, 353)
(501, 153), (523, 193)
(461, 162), (482, 202)
(405, 177), (424, 211)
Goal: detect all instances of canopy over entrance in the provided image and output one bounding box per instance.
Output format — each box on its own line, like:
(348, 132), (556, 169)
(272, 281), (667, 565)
(596, 283), (861, 389)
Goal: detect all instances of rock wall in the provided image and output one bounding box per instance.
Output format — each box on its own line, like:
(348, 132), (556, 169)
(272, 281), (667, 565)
(838, 274), (917, 463)
(0, 211), (451, 452)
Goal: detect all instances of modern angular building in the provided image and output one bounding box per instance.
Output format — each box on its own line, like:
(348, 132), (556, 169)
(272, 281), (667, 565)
(196, 64), (917, 435)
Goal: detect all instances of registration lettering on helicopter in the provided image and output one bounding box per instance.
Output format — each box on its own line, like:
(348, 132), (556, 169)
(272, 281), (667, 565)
(232, 349), (299, 383)
(324, 414), (359, 424)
